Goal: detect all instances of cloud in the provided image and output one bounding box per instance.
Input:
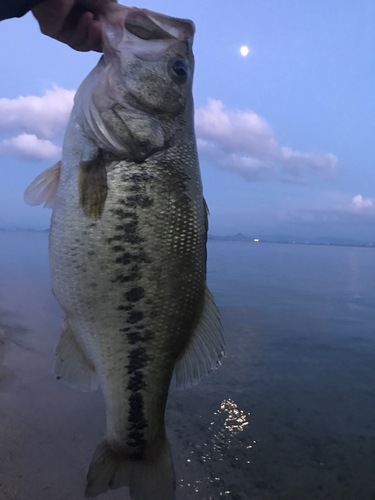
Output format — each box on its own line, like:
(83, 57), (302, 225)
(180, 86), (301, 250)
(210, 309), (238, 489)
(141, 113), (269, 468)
(195, 99), (338, 182)
(349, 194), (374, 212)
(0, 89), (338, 176)
(0, 134), (61, 161)
(276, 192), (375, 236)
(0, 86), (74, 162)
(0, 86), (75, 140)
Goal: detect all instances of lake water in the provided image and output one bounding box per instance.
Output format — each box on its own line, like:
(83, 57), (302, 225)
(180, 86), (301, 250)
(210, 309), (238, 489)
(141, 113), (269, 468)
(0, 232), (374, 500)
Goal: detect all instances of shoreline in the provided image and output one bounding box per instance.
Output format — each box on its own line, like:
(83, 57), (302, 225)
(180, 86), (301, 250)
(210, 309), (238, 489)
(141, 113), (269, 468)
(0, 229), (374, 250)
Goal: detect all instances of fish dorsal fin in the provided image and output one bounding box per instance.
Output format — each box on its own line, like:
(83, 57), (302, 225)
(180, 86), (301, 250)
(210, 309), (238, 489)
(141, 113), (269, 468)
(24, 161), (61, 209)
(172, 287), (225, 388)
(54, 316), (99, 392)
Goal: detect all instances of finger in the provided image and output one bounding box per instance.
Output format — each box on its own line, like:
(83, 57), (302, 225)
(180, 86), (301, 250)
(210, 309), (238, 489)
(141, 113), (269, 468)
(67, 11), (103, 52)
(64, 10), (91, 50)
(77, 0), (117, 10)
(82, 18), (103, 52)
(32, 0), (76, 37)
(32, 0), (114, 52)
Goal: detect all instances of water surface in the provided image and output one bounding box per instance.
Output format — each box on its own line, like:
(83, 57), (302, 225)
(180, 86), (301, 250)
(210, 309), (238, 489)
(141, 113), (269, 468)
(0, 233), (374, 499)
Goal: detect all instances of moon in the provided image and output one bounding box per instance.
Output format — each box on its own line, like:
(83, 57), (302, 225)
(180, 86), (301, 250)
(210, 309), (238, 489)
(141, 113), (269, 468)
(240, 46), (249, 57)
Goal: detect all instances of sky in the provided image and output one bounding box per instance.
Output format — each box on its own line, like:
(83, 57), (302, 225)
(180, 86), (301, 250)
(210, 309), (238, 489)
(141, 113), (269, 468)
(0, 0), (374, 240)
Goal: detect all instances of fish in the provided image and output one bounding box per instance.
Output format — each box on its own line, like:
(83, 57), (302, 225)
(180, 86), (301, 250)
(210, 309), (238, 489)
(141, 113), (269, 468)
(24, 5), (225, 500)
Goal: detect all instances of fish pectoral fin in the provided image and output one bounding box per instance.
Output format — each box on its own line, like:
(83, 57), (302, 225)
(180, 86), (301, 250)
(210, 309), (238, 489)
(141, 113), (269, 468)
(85, 437), (175, 500)
(54, 316), (99, 392)
(23, 161), (61, 209)
(172, 286), (226, 388)
(78, 152), (108, 220)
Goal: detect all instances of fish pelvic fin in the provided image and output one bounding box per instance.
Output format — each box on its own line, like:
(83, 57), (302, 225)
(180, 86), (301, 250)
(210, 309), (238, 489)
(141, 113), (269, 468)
(172, 286), (226, 388)
(23, 161), (61, 209)
(54, 316), (99, 392)
(85, 437), (175, 500)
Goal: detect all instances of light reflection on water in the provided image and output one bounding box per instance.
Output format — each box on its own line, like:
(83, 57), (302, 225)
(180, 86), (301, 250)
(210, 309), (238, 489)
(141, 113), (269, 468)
(178, 398), (252, 498)
(218, 398), (249, 433)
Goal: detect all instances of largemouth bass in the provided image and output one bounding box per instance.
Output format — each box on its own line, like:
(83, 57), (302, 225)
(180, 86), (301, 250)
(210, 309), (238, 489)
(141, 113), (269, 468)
(24, 5), (224, 500)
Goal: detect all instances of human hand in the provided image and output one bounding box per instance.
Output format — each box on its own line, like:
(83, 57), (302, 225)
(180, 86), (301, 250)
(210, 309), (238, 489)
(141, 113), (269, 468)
(32, 0), (116, 52)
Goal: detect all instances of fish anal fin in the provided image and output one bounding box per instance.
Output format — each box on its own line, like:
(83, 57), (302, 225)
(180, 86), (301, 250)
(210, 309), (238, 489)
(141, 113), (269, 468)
(78, 152), (108, 220)
(172, 286), (225, 388)
(54, 316), (99, 392)
(85, 437), (175, 500)
(23, 161), (61, 209)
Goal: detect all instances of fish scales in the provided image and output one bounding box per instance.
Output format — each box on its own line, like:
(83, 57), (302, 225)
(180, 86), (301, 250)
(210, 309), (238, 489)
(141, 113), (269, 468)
(51, 140), (206, 444)
(24, 5), (225, 500)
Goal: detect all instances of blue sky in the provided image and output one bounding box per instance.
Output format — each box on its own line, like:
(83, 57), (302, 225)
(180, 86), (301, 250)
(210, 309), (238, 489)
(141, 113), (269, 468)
(0, 0), (374, 239)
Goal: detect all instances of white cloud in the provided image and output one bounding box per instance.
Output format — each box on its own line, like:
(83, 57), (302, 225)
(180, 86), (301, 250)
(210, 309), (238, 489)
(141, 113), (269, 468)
(277, 192), (375, 229)
(195, 99), (338, 182)
(0, 134), (61, 161)
(0, 90), (338, 178)
(0, 86), (74, 161)
(0, 86), (75, 140)
(350, 194), (374, 211)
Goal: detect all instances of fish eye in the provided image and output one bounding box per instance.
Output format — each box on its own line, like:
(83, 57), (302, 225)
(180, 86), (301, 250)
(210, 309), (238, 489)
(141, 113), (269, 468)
(170, 60), (188, 83)
(172, 60), (188, 77)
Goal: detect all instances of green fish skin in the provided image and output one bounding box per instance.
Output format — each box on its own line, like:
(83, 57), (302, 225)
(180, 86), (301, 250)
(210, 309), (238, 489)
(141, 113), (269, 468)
(24, 5), (225, 500)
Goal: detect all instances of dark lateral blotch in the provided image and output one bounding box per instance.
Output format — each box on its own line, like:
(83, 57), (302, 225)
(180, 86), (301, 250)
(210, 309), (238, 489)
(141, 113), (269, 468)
(127, 371), (146, 391)
(126, 331), (143, 344)
(128, 310), (144, 324)
(115, 253), (133, 265)
(127, 346), (149, 373)
(117, 305), (132, 312)
(125, 287), (144, 303)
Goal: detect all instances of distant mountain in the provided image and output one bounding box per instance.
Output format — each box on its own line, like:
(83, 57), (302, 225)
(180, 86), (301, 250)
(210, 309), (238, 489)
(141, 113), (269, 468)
(209, 232), (250, 241)
(231, 232), (249, 241)
(1, 228), (373, 248)
(310, 236), (362, 246)
(208, 233), (374, 248)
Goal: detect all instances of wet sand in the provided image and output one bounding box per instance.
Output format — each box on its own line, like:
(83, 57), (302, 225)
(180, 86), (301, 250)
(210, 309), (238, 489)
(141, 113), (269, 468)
(1, 302), (375, 500)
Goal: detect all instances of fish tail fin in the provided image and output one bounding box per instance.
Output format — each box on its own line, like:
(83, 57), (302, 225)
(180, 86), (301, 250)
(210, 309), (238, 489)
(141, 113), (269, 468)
(85, 437), (175, 500)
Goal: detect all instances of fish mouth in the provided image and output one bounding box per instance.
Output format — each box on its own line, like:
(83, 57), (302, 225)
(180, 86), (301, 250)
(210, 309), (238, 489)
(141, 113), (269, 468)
(101, 4), (195, 59)
(124, 10), (175, 41)
(138, 9), (195, 41)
